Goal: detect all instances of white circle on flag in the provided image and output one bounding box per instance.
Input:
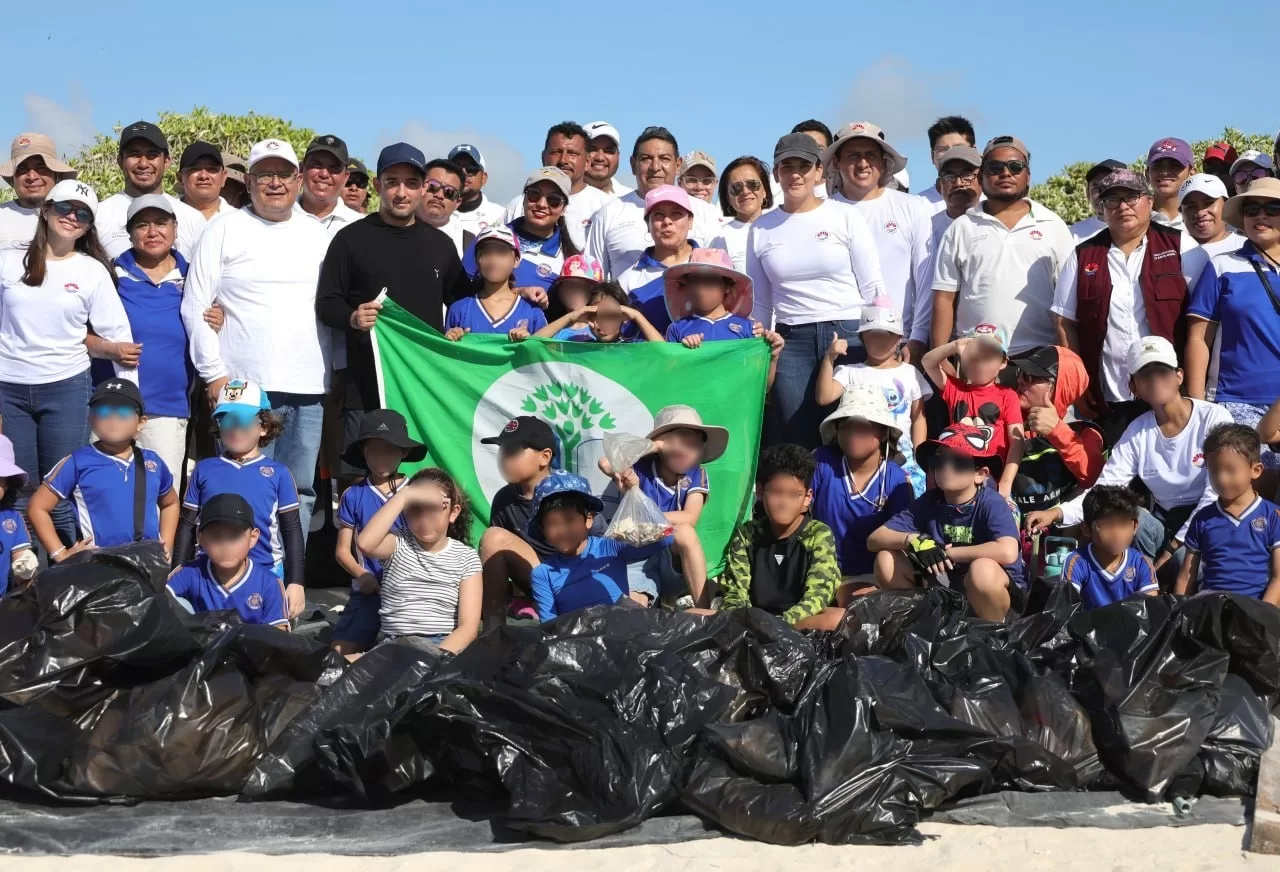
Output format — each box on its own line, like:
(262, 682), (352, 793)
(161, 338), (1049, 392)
(472, 362), (655, 506)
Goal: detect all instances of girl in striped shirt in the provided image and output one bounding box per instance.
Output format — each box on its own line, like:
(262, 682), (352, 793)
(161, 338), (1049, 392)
(356, 468), (482, 653)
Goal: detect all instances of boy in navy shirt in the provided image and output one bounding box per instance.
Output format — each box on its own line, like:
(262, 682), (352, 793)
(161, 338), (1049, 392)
(445, 224), (547, 341)
(528, 472), (705, 620)
(869, 423), (1025, 621)
(331, 409), (426, 654)
(1062, 485), (1158, 609)
(28, 380), (178, 562)
(166, 492), (289, 629)
(1178, 424), (1280, 603)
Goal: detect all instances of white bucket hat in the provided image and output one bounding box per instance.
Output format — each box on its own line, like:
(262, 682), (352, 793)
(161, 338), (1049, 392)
(819, 384), (903, 446)
(822, 121), (908, 178)
(645, 405), (730, 464)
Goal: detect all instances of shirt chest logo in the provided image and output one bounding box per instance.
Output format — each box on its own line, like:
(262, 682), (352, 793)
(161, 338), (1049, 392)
(1253, 516), (1267, 531)
(1123, 566), (1136, 580)
(1192, 452), (1204, 468)
(261, 466), (275, 478)
(884, 221), (898, 233)
(773, 553), (784, 565)
(144, 460), (157, 472)
(1083, 262), (1100, 277)
(64, 282), (80, 292)
(728, 322), (743, 335)
(1, 518), (15, 534)
(536, 263), (554, 278)
(1029, 230), (1043, 241)
(246, 592), (263, 610)
(815, 230), (830, 241)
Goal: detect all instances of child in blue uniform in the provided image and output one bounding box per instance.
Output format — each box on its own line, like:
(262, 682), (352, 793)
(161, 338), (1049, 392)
(166, 492), (289, 629)
(173, 379), (305, 617)
(1178, 423), (1280, 603)
(1062, 485), (1158, 609)
(536, 281), (665, 343)
(545, 255), (603, 340)
(810, 385), (913, 599)
(331, 409), (426, 655)
(29, 379), (178, 562)
(0, 435), (36, 594)
(445, 224), (547, 342)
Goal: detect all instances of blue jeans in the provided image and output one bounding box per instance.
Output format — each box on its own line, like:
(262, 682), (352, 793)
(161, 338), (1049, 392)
(1135, 506), (1185, 575)
(626, 547), (686, 602)
(772, 320), (866, 449)
(261, 392), (324, 539)
(0, 371), (92, 546)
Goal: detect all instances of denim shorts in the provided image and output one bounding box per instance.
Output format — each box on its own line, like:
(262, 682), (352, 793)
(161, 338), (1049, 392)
(626, 547), (686, 603)
(1221, 402), (1280, 470)
(331, 590), (381, 647)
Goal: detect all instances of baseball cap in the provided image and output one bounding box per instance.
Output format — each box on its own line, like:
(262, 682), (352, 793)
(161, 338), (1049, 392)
(212, 378), (270, 427)
(1098, 169), (1151, 197)
(179, 141), (222, 172)
(963, 323), (1009, 354)
(448, 144), (485, 169)
(222, 153), (246, 184)
(935, 145), (983, 170)
(1147, 137), (1193, 168)
(523, 166), (572, 199)
(982, 135), (1030, 162)
(681, 151), (717, 175)
(89, 378), (144, 414)
(376, 142), (426, 176)
(773, 132), (822, 165)
(125, 194), (175, 226)
(346, 158), (370, 180)
(340, 409), (427, 469)
(857, 297), (904, 336)
(481, 416), (558, 454)
(584, 122), (621, 146)
(248, 139), (299, 170)
(1230, 149), (1274, 173)
(47, 179), (99, 218)
(305, 134), (349, 165)
(1179, 173), (1229, 204)
(119, 121), (169, 153)
(0, 132), (75, 181)
(1085, 159), (1126, 183)
(198, 492), (255, 531)
(1205, 142), (1238, 165)
(1011, 346), (1061, 381)
(474, 223), (520, 255)
(1128, 336), (1178, 375)
(643, 184), (694, 218)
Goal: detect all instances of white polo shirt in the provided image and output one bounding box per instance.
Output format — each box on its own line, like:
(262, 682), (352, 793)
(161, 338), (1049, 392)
(0, 201), (39, 252)
(914, 186), (946, 215)
(584, 190), (723, 279)
(1152, 209), (1185, 231)
(295, 199), (363, 237)
(917, 208), (967, 344)
(1070, 215), (1106, 244)
(597, 178), (634, 199)
(931, 199), (1074, 354)
(504, 184), (611, 252)
(97, 192), (208, 261)
(454, 194), (507, 238)
(1051, 230), (1200, 403)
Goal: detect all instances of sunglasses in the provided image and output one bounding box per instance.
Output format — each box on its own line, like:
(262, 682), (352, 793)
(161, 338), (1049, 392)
(51, 201), (93, 224)
(91, 404), (138, 419)
(728, 179), (763, 196)
(1242, 201), (1280, 218)
(929, 453), (976, 473)
(346, 176), (368, 189)
(459, 165), (482, 177)
(1234, 168), (1270, 185)
(983, 159), (1027, 176)
(525, 187), (567, 209)
(425, 180), (460, 201)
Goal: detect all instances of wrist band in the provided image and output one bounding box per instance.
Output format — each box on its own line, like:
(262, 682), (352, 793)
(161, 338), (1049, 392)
(50, 546), (67, 560)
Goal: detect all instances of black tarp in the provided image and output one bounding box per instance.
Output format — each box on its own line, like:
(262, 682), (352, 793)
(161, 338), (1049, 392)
(0, 543), (1274, 849)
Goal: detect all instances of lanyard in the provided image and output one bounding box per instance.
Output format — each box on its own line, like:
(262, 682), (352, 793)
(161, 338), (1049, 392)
(842, 456), (888, 510)
(1250, 258), (1280, 318)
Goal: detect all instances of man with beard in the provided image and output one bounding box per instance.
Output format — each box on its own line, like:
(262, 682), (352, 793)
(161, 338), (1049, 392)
(1145, 137), (1193, 230)
(178, 141), (237, 220)
(504, 121), (608, 250)
(0, 132), (77, 250)
(1070, 159), (1125, 243)
(915, 145), (983, 360)
(449, 144), (506, 237)
(1179, 173), (1244, 401)
(585, 126), (724, 279)
(931, 136), (1073, 357)
(416, 158), (469, 255)
(343, 159), (371, 213)
(97, 121), (207, 259)
(583, 121), (632, 199)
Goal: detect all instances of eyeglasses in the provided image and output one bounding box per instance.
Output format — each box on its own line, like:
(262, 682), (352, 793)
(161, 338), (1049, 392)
(251, 170), (298, 184)
(1102, 192), (1146, 211)
(728, 179), (763, 196)
(983, 160), (1027, 176)
(1235, 168), (1271, 185)
(425, 180), (461, 201)
(90, 404), (138, 420)
(940, 171), (979, 184)
(525, 187), (567, 209)
(1016, 370), (1052, 386)
(1242, 202), (1280, 218)
(51, 201), (93, 224)
(929, 454), (975, 473)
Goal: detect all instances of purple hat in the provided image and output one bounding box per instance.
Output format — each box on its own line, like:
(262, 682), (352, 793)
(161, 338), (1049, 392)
(1147, 137), (1193, 168)
(1097, 169), (1151, 197)
(0, 434), (28, 487)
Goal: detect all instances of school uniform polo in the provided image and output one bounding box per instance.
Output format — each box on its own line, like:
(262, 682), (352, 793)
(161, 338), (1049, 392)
(1062, 545), (1158, 609)
(183, 454), (299, 570)
(444, 294), (548, 335)
(633, 455), (708, 513)
(809, 447), (913, 576)
(461, 220), (568, 292)
(0, 508), (32, 595)
(45, 445), (174, 546)
(1184, 497), (1280, 598)
(166, 555), (288, 627)
(336, 478), (406, 582)
(584, 190), (723, 279)
(617, 244), (702, 337)
(665, 313), (755, 343)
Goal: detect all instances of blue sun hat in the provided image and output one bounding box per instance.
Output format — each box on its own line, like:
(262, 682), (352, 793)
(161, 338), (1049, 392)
(526, 471), (604, 536)
(213, 378), (270, 428)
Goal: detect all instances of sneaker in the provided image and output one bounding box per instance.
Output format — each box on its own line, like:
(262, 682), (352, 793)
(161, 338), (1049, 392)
(508, 597), (538, 621)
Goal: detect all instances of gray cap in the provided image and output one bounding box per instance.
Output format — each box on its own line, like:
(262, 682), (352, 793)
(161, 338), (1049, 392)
(774, 133), (821, 164)
(125, 194), (176, 225)
(935, 145), (983, 170)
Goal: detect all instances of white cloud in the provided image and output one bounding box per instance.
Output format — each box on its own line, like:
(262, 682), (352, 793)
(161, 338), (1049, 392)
(834, 56), (956, 143)
(23, 86), (96, 157)
(379, 121), (529, 203)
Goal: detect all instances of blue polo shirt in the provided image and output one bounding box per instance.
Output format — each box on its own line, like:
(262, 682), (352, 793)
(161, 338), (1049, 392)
(530, 534), (673, 621)
(166, 555), (288, 627)
(183, 454), (299, 570)
(1188, 241), (1280, 405)
(810, 447), (913, 576)
(337, 478), (407, 584)
(45, 445), (174, 546)
(0, 508), (31, 595)
(885, 487), (1026, 587)
(1063, 545), (1158, 609)
(89, 250), (192, 418)
(633, 455), (708, 514)
(461, 219), (566, 291)
(617, 243), (702, 337)
(445, 294), (548, 336)
(1184, 497), (1280, 598)
(553, 324), (595, 341)
(665, 313), (755, 343)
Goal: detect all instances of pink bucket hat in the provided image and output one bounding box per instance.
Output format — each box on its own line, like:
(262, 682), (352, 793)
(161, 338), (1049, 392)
(663, 248), (754, 321)
(0, 434), (28, 487)
(643, 184), (694, 218)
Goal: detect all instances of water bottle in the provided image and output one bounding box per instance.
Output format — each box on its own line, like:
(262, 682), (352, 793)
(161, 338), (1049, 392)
(1042, 536), (1076, 581)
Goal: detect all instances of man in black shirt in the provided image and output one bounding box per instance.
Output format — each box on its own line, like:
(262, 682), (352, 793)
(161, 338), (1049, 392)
(315, 142), (473, 480)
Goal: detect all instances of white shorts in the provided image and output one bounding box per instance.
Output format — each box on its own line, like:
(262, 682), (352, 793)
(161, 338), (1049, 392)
(136, 416), (189, 482)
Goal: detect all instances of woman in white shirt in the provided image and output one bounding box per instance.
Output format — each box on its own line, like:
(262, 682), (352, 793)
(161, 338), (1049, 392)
(0, 179), (136, 545)
(714, 156), (773, 272)
(746, 133), (885, 448)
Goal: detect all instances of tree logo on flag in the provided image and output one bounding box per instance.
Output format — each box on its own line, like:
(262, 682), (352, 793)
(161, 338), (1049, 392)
(519, 382), (617, 460)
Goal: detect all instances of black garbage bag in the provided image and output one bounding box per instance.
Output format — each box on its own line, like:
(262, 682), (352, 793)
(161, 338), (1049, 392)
(1197, 672), (1272, 797)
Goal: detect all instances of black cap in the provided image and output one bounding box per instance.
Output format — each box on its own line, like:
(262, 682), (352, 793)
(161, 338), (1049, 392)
(340, 409), (427, 469)
(480, 416), (557, 453)
(304, 134), (349, 165)
(89, 378), (145, 414)
(198, 493), (255, 531)
(179, 141), (223, 171)
(1086, 159), (1126, 183)
(119, 121), (169, 153)
(1011, 346), (1060, 381)
(346, 158), (369, 179)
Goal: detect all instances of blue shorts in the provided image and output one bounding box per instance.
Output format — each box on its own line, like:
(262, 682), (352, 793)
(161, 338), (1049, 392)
(331, 590), (382, 647)
(1221, 402), (1280, 470)
(626, 546), (686, 603)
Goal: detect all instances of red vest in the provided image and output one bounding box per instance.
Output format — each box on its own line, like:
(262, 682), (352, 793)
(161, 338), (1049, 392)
(1074, 225), (1188, 412)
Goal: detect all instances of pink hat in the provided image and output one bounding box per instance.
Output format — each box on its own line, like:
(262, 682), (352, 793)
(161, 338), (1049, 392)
(643, 184), (694, 218)
(474, 223), (520, 254)
(0, 434), (28, 487)
(548, 255), (603, 295)
(663, 248), (754, 321)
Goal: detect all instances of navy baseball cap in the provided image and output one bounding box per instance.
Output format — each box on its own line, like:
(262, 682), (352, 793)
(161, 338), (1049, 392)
(448, 144), (485, 169)
(377, 142), (426, 176)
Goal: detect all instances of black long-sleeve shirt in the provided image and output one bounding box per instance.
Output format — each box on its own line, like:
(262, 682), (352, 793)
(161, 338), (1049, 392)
(315, 213), (473, 410)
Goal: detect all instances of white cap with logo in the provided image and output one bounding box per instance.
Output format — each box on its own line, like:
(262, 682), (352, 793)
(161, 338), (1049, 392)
(1179, 173), (1229, 204)
(248, 139), (300, 170)
(584, 122), (621, 146)
(1127, 335), (1178, 375)
(47, 179), (99, 218)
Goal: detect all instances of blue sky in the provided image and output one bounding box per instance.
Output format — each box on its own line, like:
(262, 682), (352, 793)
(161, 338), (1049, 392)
(5, 0), (1276, 202)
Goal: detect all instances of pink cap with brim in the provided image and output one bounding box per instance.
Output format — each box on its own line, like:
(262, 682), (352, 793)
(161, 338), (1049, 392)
(663, 248), (754, 322)
(643, 184), (694, 218)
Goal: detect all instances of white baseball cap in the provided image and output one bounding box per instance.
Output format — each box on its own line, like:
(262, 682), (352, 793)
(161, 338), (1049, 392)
(1179, 173), (1228, 204)
(1231, 149), (1274, 173)
(857, 298), (903, 336)
(47, 179), (99, 218)
(248, 138), (299, 170)
(584, 122), (621, 146)
(1127, 335), (1178, 375)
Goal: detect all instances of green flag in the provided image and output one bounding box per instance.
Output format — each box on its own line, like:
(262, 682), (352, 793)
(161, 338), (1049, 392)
(371, 300), (769, 572)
